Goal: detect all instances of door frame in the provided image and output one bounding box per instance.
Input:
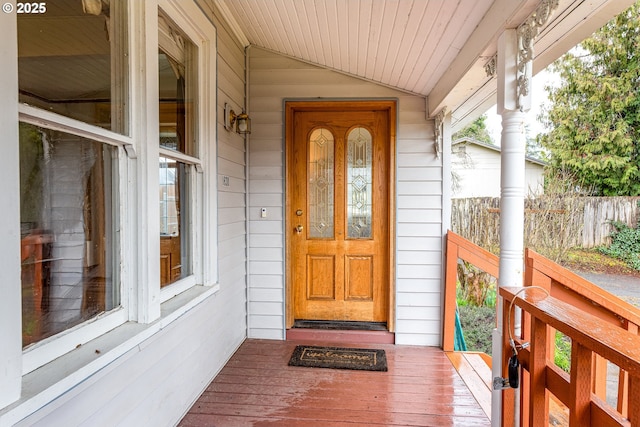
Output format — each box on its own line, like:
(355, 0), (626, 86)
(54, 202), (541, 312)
(284, 99), (397, 331)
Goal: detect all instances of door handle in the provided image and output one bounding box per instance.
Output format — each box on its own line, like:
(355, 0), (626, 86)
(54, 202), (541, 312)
(295, 225), (304, 234)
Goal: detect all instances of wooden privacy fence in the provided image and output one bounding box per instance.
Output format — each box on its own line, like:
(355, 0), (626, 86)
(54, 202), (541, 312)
(451, 196), (640, 249)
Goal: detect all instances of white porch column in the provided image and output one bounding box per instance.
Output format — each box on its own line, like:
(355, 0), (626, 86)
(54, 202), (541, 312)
(492, 28), (528, 427)
(499, 109), (527, 285)
(492, 3), (559, 424)
(497, 21), (527, 288)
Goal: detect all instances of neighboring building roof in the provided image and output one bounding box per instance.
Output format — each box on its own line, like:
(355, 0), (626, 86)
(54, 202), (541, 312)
(452, 137), (546, 166)
(452, 137), (546, 198)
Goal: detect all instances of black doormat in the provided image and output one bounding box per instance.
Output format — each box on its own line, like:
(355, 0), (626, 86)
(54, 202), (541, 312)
(292, 320), (388, 331)
(288, 345), (387, 371)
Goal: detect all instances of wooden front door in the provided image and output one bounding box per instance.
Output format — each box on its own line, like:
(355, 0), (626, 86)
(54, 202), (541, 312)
(286, 101), (395, 325)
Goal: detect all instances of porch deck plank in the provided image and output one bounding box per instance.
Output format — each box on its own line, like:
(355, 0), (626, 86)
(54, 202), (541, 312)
(179, 339), (491, 426)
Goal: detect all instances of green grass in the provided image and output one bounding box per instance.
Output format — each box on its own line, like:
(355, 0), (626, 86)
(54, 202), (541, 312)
(554, 331), (572, 373)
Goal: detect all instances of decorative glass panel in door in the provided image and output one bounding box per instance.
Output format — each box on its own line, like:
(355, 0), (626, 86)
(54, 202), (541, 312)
(308, 128), (334, 239)
(347, 127), (372, 239)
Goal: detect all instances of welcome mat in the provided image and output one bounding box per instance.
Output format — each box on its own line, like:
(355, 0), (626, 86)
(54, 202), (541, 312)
(288, 345), (387, 371)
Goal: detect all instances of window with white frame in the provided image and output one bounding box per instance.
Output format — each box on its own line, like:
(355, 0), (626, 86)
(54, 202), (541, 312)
(3, 0), (216, 384)
(157, 11), (202, 292)
(17, 0), (128, 349)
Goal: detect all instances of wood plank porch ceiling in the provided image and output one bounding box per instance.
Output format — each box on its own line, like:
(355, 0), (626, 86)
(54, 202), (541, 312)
(217, 0), (493, 98)
(213, 0), (636, 128)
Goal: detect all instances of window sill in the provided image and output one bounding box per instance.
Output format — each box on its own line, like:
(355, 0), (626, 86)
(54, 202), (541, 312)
(0, 284), (220, 425)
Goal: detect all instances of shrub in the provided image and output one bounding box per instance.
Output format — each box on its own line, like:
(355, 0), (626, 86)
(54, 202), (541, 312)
(456, 261), (497, 307)
(457, 305), (495, 355)
(598, 221), (640, 270)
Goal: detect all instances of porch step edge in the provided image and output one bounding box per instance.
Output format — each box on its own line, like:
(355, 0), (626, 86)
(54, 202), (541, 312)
(446, 352), (492, 420)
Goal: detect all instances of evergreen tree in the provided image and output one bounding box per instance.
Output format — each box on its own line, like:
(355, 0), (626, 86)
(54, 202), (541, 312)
(525, 123), (545, 161)
(538, 2), (640, 196)
(453, 114), (495, 145)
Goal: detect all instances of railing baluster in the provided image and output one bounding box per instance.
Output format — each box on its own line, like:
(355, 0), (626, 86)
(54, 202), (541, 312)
(619, 368), (629, 417)
(569, 343), (593, 425)
(529, 316), (548, 427)
(621, 322), (639, 417)
(629, 374), (640, 427)
(593, 354), (607, 400)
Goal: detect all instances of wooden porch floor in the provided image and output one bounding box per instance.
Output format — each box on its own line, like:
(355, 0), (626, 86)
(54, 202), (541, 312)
(179, 339), (491, 426)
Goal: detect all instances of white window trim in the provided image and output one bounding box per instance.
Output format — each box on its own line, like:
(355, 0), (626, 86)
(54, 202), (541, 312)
(154, 0), (218, 304)
(130, 0), (218, 323)
(22, 308), (128, 375)
(0, 1), (22, 409)
(159, 147), (203, 166)
(19, 105), (135, 153)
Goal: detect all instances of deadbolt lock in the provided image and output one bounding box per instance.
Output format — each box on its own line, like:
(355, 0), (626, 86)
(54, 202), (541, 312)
(296, 209), (303, 216)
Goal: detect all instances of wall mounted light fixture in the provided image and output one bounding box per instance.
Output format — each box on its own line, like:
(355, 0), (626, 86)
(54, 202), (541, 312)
(224, 103), (251, 135)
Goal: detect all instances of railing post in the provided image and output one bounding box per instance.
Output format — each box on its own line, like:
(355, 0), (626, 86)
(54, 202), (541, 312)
(443, 231), (459, 352)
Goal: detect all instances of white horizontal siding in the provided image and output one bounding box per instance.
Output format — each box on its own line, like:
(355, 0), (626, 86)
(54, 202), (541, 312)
(207, 0), (249, 331)
(245, 55), (286, 339)
(397, 195), (443, 209)
(398, 250), (443, 265)
(397, 209), (441, 224)
(248, 47), (444, 346)
(396, 99), (443, 346)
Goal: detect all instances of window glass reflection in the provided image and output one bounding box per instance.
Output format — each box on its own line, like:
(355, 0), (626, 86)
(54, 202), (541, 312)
(159, 157), (191, 287)
(20, 123), (119, 347)
(18, 0), (128, 134)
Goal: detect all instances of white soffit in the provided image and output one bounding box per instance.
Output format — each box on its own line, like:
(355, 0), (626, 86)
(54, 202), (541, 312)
(447, 0), (636, 130)
(215, 0), (494, 96)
